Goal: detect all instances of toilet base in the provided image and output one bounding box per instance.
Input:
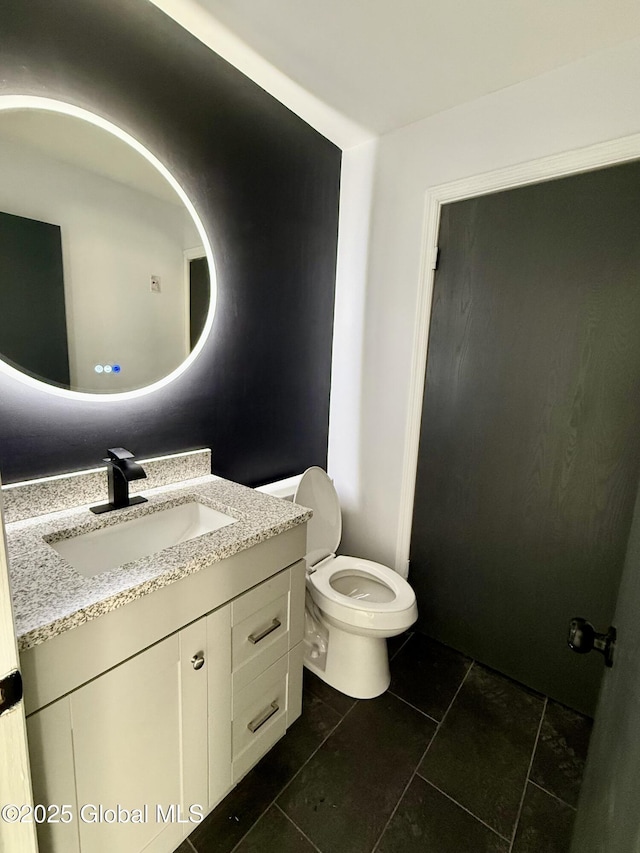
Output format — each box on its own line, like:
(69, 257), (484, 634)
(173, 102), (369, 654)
(304, 621), (391, 699)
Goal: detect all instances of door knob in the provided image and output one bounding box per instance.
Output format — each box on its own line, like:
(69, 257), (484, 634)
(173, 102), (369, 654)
(568, 618), (615, 667)
(191, 653), (205, 671)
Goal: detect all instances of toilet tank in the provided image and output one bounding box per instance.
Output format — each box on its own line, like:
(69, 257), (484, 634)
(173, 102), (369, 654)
(254, 474), (303, 502)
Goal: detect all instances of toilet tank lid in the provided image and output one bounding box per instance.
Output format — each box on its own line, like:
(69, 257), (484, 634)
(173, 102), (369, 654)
(294, 467), (342, 562)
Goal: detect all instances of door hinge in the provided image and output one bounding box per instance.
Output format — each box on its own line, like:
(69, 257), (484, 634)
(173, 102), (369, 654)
(432, 247), (440, 271)
(0, 670), (23, 716)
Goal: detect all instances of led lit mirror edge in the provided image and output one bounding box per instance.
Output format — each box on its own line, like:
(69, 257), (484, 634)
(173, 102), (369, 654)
(0, 95), (217, 403)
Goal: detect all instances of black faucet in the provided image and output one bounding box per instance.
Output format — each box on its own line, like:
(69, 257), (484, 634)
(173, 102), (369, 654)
(90, 447), (148, 514)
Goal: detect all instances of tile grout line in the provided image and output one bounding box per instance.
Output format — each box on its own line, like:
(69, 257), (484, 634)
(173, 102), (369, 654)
(528, 779), (577, 812)
(415, 776), (512, 843)
(388, 690), (440, 724)
(274, 694), (360, 796)
(412, 658), (515, 843)
(420, 659), (475, 762)
(370, 743), (432, 853)
(370, 660), (476, 853)
(509, 696), (548, 852)
(226, 695), (360, 853)
(274, 802), (326, 853)
(388, 632), (413, 662)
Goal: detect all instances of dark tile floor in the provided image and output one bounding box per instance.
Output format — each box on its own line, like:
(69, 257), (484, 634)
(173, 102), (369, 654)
(177, 633), (592, 853)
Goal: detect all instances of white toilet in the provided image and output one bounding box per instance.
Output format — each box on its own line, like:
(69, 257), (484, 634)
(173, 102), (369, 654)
(294, 467), (418, 699)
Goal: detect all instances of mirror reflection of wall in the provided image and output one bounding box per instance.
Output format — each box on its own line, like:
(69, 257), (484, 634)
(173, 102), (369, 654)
(0, 110), (210, 394)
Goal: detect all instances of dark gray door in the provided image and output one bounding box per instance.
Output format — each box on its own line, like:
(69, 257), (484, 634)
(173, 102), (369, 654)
(0, 210), (69, 388)
(410, 161), (640, 715)
(189, 256), (210, 350)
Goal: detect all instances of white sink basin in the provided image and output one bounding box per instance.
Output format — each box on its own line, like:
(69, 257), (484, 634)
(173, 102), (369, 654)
(50, 502), (237, 577)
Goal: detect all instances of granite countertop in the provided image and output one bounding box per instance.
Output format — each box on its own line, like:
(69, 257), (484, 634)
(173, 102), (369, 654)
(7, 475), (311, 652)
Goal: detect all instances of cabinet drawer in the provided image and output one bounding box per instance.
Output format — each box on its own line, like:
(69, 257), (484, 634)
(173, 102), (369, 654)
(232, 570), (290, 688)
(232, 655), (288, 781)
(232, 567), (290, 627)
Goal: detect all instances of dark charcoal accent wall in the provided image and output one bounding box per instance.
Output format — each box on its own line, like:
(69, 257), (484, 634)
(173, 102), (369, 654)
(0, 0), (340, 486)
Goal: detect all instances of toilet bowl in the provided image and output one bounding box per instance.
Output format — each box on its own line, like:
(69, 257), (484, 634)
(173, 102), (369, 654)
(294, 467), (418, 699)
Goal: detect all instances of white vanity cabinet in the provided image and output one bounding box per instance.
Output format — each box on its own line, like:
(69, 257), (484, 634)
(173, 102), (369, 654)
(28, 620), (209, 853)
(22, 527), (306, 853)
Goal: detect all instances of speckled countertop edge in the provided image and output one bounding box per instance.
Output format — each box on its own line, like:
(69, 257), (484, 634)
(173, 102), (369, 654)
(7, 475), (311, 651)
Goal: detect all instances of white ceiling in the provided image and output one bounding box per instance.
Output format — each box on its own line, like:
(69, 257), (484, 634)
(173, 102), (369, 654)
(0, 111), (181, 204)
(192, 0), (640, 135)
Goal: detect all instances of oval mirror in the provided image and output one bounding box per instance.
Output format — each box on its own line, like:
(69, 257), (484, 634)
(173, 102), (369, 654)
(0, 98), (215, 399)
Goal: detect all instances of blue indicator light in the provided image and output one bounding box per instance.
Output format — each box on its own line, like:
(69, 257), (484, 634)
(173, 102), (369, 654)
(112, 364), (121, 373)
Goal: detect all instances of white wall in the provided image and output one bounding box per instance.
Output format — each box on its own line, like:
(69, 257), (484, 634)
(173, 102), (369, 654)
(145, 5), (640, 572)
(0, 136), (200, 393)
(329, 36), (640, 570)
(327, 138), (377, 525)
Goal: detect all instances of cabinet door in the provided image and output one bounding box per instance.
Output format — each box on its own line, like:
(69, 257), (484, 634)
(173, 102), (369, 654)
(71, 621), (208, 853)
(207, 604), (232, 810)
(27, 698), (79, 853)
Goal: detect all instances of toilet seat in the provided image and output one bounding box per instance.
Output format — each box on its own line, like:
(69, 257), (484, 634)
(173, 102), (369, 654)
(294, 466), (341, 567)
(307, 555), (417, 631)
(294, 467), (417, 633)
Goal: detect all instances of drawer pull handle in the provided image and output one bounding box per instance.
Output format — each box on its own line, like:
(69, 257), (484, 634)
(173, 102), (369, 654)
(247, 701), (279, 733)
(191, 653), (205, 671)
(248, 618), (281, 645)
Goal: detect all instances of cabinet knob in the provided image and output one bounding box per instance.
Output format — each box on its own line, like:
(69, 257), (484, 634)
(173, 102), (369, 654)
(191, 653), (205, 671)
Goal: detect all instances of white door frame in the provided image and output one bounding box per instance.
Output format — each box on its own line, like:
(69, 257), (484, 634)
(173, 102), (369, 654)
(0, 478), (38, 852)
(396, 131), (640, 572)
